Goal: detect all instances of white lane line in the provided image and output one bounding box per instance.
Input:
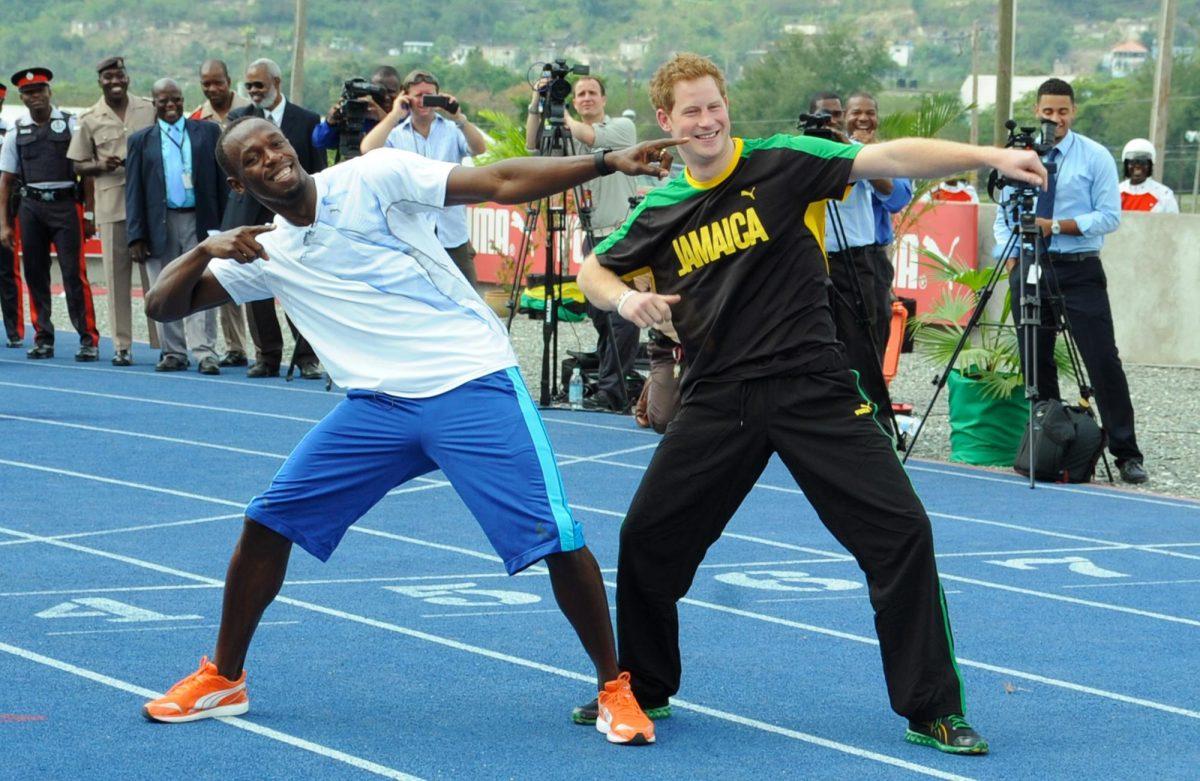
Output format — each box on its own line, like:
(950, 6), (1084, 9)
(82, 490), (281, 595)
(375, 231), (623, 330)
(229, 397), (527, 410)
(348, 526), (504, 563)
(557, 442), (660, 465)
(756, 590), (964, 604)
(0, 513), (244, 547)
(928, 511), (1200, 562)
(540, 415), (657, 436)
(1143, 542), (1200, 549)
(45, 620), (300, 637)
(420, 608), (568, 618)
(904, 463), (1200, 511)
(0, 528), (970, 779)
(669, 592), (1200, 721)
(0, 356), (339, 396)
(0, 458), (245, 507)
(0, 560), (850, 599)
(1063, 579), (1200, 590)
(0, 641), (424, 781)
(661, 526), (1200, 629)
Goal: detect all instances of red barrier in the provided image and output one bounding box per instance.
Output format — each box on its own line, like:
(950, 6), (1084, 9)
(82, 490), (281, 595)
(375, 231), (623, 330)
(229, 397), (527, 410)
(890, 201), (979, 316)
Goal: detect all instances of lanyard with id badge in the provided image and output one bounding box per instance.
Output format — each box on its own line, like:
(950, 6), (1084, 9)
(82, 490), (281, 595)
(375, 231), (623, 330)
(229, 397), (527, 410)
(166, 125), (193, 192)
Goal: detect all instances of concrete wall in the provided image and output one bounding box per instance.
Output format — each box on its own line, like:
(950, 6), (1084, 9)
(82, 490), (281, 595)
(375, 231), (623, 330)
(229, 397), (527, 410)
(978, 205), (1200, 368)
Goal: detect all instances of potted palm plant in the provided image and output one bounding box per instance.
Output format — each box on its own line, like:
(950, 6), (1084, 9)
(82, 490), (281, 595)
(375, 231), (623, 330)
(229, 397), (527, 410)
(910, 250), (1071, 465)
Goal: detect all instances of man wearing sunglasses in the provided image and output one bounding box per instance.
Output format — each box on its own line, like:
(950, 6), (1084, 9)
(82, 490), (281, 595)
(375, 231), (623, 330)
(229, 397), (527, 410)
(222, 58), (326, 380)
(360, 69), (487, 287)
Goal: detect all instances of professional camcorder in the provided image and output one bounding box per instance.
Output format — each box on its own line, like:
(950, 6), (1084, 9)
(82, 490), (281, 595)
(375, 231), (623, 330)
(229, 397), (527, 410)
(796, 110), (840, 142)
(988, 118), (1058, 198)
(536, 59), (589, 124)
(333, 78), (388, 160)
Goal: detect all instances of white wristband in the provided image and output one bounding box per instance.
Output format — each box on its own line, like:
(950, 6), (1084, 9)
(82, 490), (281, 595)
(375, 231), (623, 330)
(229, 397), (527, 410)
(614, 289), (638, 318)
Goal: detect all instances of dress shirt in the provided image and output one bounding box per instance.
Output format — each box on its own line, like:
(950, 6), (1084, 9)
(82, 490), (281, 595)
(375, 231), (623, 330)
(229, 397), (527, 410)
(871, 177), (912, 245)
(158, 117), (195, 209)
(384, 114), (472, 248)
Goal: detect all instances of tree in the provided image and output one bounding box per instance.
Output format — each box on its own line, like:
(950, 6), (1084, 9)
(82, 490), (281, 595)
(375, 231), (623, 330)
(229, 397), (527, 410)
(732, 29), (894, 137)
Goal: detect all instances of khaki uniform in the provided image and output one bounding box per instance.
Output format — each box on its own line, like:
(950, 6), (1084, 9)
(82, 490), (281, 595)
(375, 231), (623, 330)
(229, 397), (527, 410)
(67, 95), (158, 352)
(189, 93), (250, 355)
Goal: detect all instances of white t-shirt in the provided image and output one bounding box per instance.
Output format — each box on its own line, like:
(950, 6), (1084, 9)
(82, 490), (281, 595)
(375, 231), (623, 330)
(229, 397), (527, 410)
(208, 148), (517, 397)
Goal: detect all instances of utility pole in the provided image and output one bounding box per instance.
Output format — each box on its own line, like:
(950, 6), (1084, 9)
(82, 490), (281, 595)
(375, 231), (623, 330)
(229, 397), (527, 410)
(970, 21), (980, 147)
(290, 0), (308, 103)
(994, 0), (1015, 146)
(1149, 0), (1177, 177)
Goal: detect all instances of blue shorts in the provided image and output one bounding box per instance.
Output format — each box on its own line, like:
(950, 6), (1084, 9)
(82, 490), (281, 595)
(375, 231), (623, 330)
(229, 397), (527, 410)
(245, 368), (585, 574)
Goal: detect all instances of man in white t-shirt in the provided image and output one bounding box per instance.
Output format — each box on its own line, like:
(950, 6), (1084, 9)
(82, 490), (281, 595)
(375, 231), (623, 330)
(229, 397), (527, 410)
(140, 115), (678, 746)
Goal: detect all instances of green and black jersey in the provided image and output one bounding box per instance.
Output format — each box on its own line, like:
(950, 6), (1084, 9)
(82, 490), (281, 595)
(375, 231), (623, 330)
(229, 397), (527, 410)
(595, 135), (860, 393)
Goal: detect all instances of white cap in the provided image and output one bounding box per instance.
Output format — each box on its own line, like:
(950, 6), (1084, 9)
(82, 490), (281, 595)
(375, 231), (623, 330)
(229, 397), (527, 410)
(1121, 138), (1155, 163)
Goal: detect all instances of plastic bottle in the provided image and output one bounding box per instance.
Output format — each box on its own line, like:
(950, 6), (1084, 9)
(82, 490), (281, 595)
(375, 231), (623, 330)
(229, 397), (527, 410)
(568, 367), (584, 410)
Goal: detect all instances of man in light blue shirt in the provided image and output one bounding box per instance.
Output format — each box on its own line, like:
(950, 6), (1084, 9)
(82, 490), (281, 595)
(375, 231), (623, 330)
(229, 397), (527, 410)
(992, 78), (1145, 483)
(360, 68), (488, 286)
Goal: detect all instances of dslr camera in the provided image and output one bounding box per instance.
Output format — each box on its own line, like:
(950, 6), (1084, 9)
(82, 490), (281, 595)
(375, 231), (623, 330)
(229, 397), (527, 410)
(536, 58), (589, 124)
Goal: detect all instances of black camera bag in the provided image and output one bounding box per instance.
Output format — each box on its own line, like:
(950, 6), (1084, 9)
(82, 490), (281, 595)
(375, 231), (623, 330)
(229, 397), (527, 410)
(1013, 399), (1105, 483)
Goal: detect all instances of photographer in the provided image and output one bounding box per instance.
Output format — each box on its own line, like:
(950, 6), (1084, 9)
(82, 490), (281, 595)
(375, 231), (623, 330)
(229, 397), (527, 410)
(526, 72), (640, 412)
(992, 78), (1146, 484)
(360, 68), (486, 285)
(807, 92), (890, 408)
(311, 65), (400, 154)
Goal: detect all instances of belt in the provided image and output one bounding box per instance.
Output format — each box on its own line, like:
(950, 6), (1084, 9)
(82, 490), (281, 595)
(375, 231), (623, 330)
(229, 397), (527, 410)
(18, 186), (75, 203)
(168, 206), (196, 212)
(1047, 251), (1099, 263)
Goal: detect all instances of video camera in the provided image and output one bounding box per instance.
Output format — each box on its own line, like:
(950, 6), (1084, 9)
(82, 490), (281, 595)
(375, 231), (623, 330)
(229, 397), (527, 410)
(333, 78), (389, 160)
(536, 59), (589, 124)
(796, 110), (840, 142)
(988, 118), (1058, 199)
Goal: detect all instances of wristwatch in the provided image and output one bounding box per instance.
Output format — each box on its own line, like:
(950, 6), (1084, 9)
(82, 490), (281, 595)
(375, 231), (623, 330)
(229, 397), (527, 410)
(1050, 219), (1062, 236)
(593, 148), (615, 176)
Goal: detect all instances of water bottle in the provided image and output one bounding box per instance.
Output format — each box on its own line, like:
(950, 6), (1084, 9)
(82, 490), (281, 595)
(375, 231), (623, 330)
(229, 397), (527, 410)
(568, 367), (584, 410)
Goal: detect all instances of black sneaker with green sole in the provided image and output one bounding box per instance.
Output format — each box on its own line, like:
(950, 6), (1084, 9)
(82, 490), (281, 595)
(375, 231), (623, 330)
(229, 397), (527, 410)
(571, 697), (671, 725)
(904, 715), (989, 754)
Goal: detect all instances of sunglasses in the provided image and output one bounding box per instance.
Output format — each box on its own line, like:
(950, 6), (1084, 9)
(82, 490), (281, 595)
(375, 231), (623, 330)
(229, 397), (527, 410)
(244, 81), (270, 90)
(404, 74), (438, 90)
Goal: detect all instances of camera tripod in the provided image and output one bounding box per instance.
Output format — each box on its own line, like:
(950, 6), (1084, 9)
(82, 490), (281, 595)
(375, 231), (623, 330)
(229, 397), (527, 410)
(901, 178), (1113, 487)
(825, 199), (903, 445)
(503, 111), (634, 410)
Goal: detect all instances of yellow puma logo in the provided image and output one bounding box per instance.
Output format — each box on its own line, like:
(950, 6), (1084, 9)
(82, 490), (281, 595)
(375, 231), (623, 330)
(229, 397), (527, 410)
(854, 403), (873, 417)
(741, 186), (756, 200)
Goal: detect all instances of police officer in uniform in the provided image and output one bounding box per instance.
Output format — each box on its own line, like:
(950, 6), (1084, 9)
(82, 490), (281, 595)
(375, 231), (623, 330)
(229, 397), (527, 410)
(0, 68), (100, 360)
(0, 82), (26, 348)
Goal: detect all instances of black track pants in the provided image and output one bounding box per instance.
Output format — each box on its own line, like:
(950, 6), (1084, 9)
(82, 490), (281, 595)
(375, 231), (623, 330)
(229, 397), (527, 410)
(616, 370), (966, 722)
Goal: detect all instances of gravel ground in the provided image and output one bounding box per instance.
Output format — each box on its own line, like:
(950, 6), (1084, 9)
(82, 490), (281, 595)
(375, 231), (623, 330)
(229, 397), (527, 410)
(37, 276), (1200, 501)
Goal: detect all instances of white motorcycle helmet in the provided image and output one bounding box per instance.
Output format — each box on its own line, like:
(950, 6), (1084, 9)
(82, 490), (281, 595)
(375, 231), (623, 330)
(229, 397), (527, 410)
(1122, 138), (1155, 178)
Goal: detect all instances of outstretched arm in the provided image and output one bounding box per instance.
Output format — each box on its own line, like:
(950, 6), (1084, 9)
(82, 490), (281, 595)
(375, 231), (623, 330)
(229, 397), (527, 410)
(145, 224), (276, 322)
(853, 139), (1046, 190)
(444, 138), (683, 206)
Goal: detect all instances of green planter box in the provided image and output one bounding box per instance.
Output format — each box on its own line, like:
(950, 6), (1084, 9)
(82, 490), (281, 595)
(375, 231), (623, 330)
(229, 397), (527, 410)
(946, 369), (1027, 466)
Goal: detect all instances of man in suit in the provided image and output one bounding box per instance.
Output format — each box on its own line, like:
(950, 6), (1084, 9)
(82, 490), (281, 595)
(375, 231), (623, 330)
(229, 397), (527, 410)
(126, 78), (225, 374)
(223, 57), (325, 379)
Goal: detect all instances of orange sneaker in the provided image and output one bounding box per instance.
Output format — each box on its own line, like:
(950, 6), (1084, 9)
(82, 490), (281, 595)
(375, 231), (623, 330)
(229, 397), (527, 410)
(143, 657), (249, 723)
(596, 672), (655, 745)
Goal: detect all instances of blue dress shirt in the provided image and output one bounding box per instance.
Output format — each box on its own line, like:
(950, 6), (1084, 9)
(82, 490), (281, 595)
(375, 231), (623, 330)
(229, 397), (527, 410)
(159, 117), (195, 209)
(312, 117), (379, 151)
(825, 178), (878, 251)
(871, 177), (912, 245)
(992, 130), (1120, 258)
(385, 115), (473, 248)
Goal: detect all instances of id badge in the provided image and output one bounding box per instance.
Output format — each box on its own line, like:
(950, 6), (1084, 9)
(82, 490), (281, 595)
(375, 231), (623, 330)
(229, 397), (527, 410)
(181, 171), (193, 189)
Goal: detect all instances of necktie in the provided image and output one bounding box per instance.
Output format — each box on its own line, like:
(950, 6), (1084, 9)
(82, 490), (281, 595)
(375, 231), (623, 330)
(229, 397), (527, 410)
(1036, 147), (1059, 220)
(166, 125), (186, 205)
